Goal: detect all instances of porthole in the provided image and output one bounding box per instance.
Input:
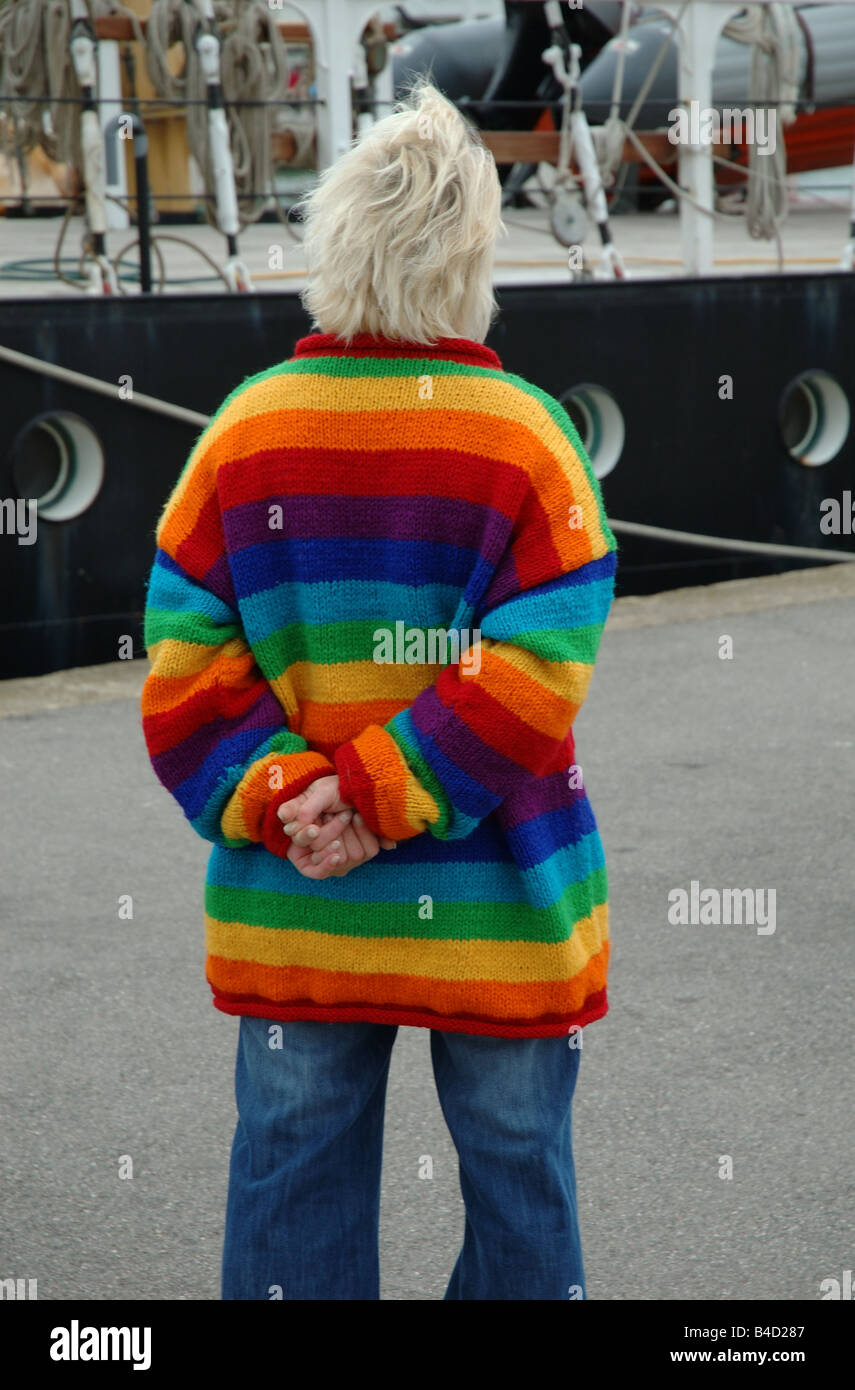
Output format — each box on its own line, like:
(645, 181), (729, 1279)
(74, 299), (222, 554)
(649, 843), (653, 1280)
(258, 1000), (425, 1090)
(10, 413), (104, 520)
(779, 371), (850, 467)
(560, 383), (625, 480)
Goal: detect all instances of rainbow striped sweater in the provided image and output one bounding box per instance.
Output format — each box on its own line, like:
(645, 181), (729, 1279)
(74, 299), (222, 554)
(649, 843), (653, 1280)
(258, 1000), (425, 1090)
(141, 331), (618, 1037)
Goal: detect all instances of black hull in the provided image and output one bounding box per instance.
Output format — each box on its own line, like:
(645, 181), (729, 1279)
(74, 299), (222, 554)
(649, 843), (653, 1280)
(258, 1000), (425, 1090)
(1, 275), (853, 679)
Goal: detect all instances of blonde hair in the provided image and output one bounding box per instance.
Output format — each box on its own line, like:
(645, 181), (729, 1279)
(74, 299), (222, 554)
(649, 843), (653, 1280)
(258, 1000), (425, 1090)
(296, 76), (504, 345)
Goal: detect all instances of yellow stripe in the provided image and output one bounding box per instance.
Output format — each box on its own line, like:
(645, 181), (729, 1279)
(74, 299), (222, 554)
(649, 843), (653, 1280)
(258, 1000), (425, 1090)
(493, 645), (594, 708)
(283, 658), (438, 705)
(516, 397), (614, 559)
(146, 637), (233, 677)
(200, 369), (539, 449)
(205, 900), (608, 983)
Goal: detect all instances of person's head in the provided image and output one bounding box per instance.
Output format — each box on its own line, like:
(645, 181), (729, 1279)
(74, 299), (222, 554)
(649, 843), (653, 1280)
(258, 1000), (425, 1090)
(297, 75), (504, 345)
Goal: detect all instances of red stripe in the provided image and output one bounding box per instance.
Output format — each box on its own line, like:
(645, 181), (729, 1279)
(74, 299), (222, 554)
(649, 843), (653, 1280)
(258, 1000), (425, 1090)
(211, 985), (608, 1037)
(334, 740), (384, 838)
(216, 446), (527, 513)
(174, 490), (226, 582)
(431, 664), (569, 775)
(142, 677), (268, 756)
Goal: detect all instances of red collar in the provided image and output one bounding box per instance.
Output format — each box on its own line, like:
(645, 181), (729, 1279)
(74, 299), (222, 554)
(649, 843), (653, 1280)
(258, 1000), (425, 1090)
(293, 331), (502, 371)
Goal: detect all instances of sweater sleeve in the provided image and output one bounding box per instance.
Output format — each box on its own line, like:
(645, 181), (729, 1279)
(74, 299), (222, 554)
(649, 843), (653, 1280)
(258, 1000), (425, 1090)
(333, 393), (618, 842)
(141, 422), (335, 857)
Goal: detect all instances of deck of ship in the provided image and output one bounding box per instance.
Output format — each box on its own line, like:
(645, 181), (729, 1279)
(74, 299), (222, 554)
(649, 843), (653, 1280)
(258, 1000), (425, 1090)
(1, 191), (853, 299)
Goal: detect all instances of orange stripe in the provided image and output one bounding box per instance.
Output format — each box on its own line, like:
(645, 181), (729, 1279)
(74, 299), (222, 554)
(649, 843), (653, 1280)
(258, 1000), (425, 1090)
(297, 697), (412, 745)
(469, 646), (575, 736)
(206, 943), (609, 1023)
(158, 450), (218, 556)
(141, 649), (255, 716)
(222, 750), (331, 840)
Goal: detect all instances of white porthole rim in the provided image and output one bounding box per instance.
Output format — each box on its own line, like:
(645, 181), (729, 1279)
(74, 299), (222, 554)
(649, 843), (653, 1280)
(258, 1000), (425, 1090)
(560, 383), (625, 480)
(12, 412), (105, 521)
(779, 370), (851, 467)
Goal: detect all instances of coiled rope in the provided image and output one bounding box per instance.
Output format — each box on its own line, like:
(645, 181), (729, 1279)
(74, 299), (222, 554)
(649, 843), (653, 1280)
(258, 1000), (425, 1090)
(0, 0), (145, 171)
(0, 0), (302, 230)
(145, 0), (291, 228)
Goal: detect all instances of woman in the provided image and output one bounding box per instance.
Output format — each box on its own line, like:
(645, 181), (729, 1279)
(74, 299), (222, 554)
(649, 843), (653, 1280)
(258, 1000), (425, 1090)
(141, 76), (617, 1300)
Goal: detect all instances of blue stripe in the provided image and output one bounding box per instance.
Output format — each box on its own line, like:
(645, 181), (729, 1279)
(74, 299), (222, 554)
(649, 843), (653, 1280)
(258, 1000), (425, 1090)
(230, 538), (481, 599)
(178, 725), (284, 824)
(147, 554), (236, 626)
(391, 706), (487, 836)
(205, 828), (605, 909)
(483, 576), (614, 639)
(237, 579), (464, 640)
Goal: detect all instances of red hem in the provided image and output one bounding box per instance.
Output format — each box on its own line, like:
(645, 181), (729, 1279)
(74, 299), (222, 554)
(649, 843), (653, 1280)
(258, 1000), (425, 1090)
(210, 985), (608, 1038)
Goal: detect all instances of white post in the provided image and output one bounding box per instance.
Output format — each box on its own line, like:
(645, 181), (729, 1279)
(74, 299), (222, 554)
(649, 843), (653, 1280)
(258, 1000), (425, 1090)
(654, 1), (745, 275)
(291, 0), (466, 171)
(97, 40), (129, 230)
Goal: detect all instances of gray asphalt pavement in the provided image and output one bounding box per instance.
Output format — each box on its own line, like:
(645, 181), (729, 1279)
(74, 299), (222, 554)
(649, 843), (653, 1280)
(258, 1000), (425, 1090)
(1, 563), (853, 1300)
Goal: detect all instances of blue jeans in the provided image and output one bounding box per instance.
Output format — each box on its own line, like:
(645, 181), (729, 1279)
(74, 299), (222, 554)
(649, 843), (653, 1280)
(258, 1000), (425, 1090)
(221, 1016), (586, 1300)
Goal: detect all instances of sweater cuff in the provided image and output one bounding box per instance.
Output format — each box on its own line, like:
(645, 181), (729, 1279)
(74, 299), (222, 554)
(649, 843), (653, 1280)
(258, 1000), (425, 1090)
(334, 726), (438, 842)
(222, 750), (336, 857)
(263, 753), (338, 857)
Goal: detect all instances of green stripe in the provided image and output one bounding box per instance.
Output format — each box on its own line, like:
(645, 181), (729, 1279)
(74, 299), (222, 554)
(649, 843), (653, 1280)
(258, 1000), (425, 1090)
(255, 618), (483, 674)
(389, 718), (454, 837)
(499, 622), (605, 663)
(272, 354), (509, 382)
(144, 607), (241, 648)
(254, 617), (605, 678)
(205, 866), (608, 942)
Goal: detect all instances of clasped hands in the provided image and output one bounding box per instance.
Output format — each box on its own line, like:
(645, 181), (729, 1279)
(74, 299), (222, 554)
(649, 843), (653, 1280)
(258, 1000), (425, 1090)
(276, 774), (396, 879)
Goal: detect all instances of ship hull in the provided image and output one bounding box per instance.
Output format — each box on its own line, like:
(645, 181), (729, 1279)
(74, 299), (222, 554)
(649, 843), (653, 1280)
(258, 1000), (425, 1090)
(1, 274), (853, 678)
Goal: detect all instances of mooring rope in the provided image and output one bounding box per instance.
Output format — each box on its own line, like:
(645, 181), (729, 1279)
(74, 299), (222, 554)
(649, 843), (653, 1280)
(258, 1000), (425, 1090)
(1, 339), (853, 564)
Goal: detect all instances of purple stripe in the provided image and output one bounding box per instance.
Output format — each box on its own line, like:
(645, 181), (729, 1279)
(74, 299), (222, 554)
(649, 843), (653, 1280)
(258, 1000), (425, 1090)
(203, 553), (238, 608)
(222, 494), (512, 556)
(480, 554), (523, 611)
(409, 684), (523, 800)
(496, 766), (583, 831)
(152, 687), (284, 791)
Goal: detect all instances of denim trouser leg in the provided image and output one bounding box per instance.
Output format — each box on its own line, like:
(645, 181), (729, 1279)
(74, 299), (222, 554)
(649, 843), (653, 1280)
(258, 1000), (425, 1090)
(431, 1030), (585, 1301)
(221, 1015), (585, 1300)
(221, 1016), (398, 1300)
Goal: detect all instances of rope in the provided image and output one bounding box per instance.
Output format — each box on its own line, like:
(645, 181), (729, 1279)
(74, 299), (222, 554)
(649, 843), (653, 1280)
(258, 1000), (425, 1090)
(1, 342), (852, 565)
(1, 0), (307, 237)
(722, 3), (801, 257)
(0, 0), (145, 170)
(579, 1), (803, 261)
(609, 519), (855, 564)
(145, 0), (291, 229)
(0, 340), (209, 426)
